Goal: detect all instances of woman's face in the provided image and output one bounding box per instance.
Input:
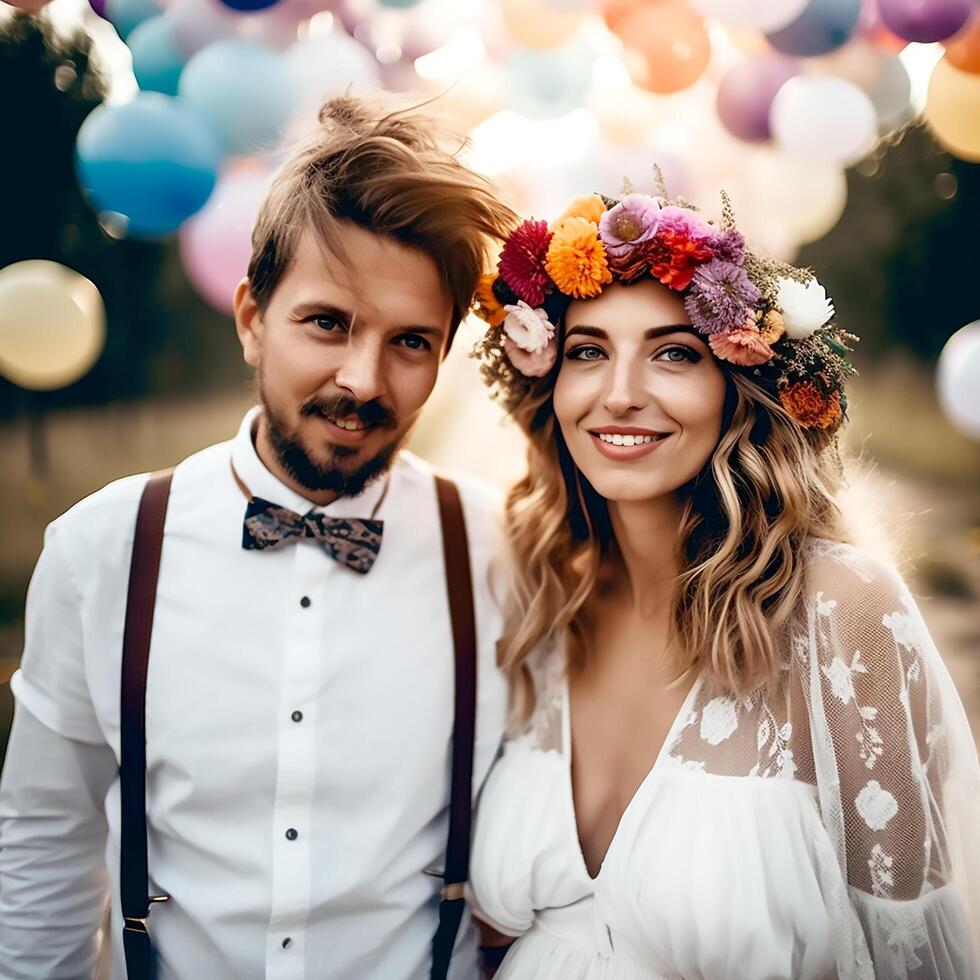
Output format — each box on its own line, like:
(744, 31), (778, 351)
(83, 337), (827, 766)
(553, 280), (728, 504)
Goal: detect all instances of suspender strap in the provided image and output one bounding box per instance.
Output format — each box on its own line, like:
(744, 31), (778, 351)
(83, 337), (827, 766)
(430, 476), (478, 980)
(120, 470), (174, 980)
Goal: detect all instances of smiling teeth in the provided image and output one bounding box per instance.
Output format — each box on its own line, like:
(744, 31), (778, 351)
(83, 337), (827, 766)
(330, 417), (367, 431)
(597, 433), (658, 446)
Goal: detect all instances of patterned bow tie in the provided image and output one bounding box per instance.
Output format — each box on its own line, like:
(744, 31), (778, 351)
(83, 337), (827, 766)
(242, 497), (383, 575)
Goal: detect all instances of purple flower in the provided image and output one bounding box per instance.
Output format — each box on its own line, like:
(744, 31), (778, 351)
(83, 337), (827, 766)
(598, 193), (661, 257)
(709, 229), (746, 265)
(684, 259), (761, 336)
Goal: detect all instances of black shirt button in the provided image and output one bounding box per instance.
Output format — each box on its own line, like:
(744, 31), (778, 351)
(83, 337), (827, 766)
(291, 710), (303, 723)
(285, 828), (298, 841)
(300, 596), (311, 608)
(282, 937), (292, 949)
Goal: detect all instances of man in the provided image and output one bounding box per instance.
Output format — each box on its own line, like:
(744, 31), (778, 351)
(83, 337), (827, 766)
(0, 95), (516, 979)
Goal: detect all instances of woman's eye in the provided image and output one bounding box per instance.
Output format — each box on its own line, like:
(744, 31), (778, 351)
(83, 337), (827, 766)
(565, 344), (605, 361)
(397, 334), (431, 352)
(656, 345), (700, 363)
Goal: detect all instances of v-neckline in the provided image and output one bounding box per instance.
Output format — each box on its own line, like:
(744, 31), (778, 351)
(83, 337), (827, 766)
(561, 670), (703, 883)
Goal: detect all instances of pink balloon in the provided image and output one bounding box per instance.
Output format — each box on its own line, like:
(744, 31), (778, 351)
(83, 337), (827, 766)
(179, 165), (272, 314)
(717, 54), (799, 141)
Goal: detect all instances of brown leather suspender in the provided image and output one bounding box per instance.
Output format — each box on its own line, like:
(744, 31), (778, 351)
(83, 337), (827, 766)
(119, 470), (478, 980)
(120, 470), (173, 980)
(430, 476), (478, 980)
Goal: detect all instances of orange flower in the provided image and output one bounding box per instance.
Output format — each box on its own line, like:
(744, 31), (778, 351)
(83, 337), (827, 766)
(553, 194), (606, 228)
(779, 381), (843, 430)
(545, 216), (612, 299)
(473, 273), (506, 327)
(760, 309), (786, 345)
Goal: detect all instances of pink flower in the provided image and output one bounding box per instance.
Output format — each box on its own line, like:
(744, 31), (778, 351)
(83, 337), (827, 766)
(708, 327), (774, 366)
(501, 300), (555, 353)
(656, 204), (714, 244)
(598, 193), (661, 257)
(503, 335), (558, 377)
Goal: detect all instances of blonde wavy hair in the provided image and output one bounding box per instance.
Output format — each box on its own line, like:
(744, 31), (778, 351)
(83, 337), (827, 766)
(495, 349), (853, 729)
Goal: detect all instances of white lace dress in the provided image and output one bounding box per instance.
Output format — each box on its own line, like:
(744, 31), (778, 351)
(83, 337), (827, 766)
(470, 541), (980, 979)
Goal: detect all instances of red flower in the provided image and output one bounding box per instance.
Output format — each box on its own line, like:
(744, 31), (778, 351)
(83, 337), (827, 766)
(498, 219), (554, 307)
(643, 228), (714, 292)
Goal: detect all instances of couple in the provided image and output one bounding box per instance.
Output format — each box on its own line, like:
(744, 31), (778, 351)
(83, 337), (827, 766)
(1, 95), (978, 980)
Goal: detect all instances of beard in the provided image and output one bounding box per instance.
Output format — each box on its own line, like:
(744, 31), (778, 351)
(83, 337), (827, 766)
(258, 380), (408, 499)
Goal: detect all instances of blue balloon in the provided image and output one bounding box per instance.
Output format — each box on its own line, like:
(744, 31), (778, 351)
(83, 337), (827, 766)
(766, 0), (862, 56)
(507, 40), (595, 121)
(104, 0), (160, 39)
(128, 15), (185, 96)
(178, 40), (297, 157)
(76, 94), (220, 238)
(217, 0), (279, 9)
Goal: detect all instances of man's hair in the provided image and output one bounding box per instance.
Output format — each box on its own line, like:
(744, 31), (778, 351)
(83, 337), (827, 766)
(247, 95), (517, 349)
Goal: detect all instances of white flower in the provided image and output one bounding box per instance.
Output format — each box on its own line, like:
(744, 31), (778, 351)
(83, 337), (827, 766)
(502, 300), (554, 353)
(822, 656), (856, 705)
(700, 696), (739, 745)
(855, 779), (899, 830)
(775, 276), (835, 340)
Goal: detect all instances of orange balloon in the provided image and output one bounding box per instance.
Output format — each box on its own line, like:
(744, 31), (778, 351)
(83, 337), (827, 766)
(611, 0), (711, 95)
(945, 14), (980, 75)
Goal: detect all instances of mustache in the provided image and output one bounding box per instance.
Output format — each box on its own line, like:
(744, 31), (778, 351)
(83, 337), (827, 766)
(300, 394), (398, 430)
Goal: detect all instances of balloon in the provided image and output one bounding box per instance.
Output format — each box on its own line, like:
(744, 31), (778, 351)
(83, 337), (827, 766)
(690, 0), (809, 32)
(716, 54), (799, 141)
(937, 322), (980, 438)
(284, 31), (380, 117)
(76, 94), (220, 238)
(878, 0), (972, 43)
(7, 0), (54, 13)
(168, 0), (240, 57)
(924, 55), (980, 161)
(506, 39), (596, 119)
(102, 0), (160, 39)
(867, 52), (914, 132)
(945, 14), (980, 74)
(178, 40), (297, 157)
(179, 166), (271, 314)
(218, 0), (279, 10)
(766, 0), (862, 56)
(0, 261), (105, 391)
(378, 0), (423, 7)
(128, 15), (185, 96)
(610, 0), (711, 94)
(770, 75), (877, 164)
(857, 0), (909, 51)
(500, 0), (585, 49)
(807, 38), (882, 89)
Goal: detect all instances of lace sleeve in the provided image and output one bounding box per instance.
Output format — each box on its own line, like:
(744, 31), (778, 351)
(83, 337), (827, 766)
(803, 541), (980, 979)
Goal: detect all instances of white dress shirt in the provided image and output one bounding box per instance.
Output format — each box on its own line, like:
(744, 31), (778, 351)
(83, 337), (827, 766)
(0, 407), (509, 980)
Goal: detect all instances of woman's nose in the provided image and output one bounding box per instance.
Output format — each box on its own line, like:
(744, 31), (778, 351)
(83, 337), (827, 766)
(602, 360), (646, 415)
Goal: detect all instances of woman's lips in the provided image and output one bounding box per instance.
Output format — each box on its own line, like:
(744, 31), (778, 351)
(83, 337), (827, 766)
(588, 430), (670, 461)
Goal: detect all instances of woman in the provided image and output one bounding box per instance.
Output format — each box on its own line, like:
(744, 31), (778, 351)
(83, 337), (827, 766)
(466, 186), (980, 979)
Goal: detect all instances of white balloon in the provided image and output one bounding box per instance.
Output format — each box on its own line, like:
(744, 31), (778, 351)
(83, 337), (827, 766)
(284, 31), (381, 119)
(937, 322), (980, 439)
(690, 0), (809, 33)
(0, 261), (105, 391)
(770, 75), (878, 165)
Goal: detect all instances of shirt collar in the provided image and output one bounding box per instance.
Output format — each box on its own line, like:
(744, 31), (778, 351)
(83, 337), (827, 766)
(230, 406), (391, 519)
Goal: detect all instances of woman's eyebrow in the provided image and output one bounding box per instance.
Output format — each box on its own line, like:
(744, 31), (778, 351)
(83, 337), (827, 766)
(564, 323), (696, 341)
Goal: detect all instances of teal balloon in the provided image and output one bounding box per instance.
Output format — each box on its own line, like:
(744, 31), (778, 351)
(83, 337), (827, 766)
(378, 0), (423, 6)
(129, 15), (185, 95)
(766, 0), (862, 56)
(507, 40), (595, 120)
(76, 93), (220, 238)
(104, 0), (160, 39)
(178, 40), (297, 157)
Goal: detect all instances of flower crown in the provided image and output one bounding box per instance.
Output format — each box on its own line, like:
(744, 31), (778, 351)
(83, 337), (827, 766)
(473, 176), (857, 434)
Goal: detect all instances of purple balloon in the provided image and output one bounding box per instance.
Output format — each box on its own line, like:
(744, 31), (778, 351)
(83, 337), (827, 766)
(88, 0), (107, 16)
(877, 0), (973, 42)
(717, 55), (799, 142)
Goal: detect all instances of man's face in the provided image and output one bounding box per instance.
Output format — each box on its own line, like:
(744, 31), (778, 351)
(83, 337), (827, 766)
(234, 222), (453, 500)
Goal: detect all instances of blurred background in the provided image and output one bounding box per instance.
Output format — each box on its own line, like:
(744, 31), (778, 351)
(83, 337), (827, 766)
(0, 0), (978, 769)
